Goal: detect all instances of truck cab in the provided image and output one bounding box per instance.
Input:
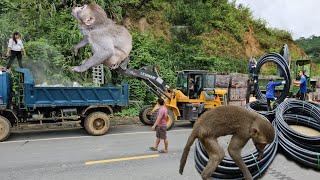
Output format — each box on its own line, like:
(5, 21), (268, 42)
(0, 68), (129, 141)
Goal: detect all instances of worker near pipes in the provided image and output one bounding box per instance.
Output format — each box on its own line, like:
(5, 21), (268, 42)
(294, 70), (307, 101)
(266, 78), (285, 111)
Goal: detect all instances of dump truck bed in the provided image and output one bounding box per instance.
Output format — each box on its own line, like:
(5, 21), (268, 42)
(16, 68), (129, 108)
(25, 85), (128, 107)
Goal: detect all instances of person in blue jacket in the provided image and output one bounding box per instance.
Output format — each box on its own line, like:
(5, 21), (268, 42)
(266, 78), (285, 111)
(294, 70), (307, 101)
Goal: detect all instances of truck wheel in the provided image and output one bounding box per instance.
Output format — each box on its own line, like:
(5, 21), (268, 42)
(84, 112), (110, 136)
(139, 105), (154, 126)
(0, 115), (11, 142)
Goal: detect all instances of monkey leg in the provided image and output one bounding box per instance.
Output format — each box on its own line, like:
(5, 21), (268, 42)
(228, 135), (253, 180)
(73, 51), (114, 72)
(104, 49), (128, 70)
(200, 137), (225, 180)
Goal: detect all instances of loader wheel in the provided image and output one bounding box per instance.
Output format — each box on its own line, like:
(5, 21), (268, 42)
(139, 105), (154, 126)
(166, 109), (175, 130)
(0, 116), (11, 142)
(139, 105), (175, 130)
(84, 112), (110, 136)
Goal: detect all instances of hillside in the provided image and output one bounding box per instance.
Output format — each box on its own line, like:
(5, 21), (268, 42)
(295, 36), (320, 75)
(0, 0), (306, 107)
(296, 36), (320, 63)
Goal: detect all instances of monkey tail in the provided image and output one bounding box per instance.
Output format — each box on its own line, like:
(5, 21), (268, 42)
(179, 129), (197, 175)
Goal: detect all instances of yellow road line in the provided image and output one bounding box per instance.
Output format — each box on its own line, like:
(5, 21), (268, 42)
(85, 154), (159, 165)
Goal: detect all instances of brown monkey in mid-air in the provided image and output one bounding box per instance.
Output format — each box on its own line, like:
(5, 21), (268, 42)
(179, 105), (275, 180)
(71, 3), (132, 72)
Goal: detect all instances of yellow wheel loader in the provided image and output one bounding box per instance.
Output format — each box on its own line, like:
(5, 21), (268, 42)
(127, 69), (228, 130)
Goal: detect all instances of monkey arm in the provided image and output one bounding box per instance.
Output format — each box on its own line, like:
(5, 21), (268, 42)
(228, 135), (253, 180)
(73, 35), (89, 55)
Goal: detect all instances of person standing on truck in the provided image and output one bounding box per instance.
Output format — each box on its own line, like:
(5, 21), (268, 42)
(150, 98), (168, 153)
(6, 32), (26, 70)
(294, 70), (307, 101)
(266, 78), (285, 111)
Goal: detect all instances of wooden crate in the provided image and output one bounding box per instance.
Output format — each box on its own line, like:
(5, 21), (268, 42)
(215, 74), (231, 88)
(230, 73), (248, 88)
(228, 100), (247, 106)
(229, 87), (247, 101)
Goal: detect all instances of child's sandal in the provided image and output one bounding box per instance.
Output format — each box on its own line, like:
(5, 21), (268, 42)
(158, 150), (168, 153)
(149, 147), (158, 151)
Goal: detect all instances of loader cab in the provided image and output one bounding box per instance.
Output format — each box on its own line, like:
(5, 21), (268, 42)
(176, 70), (216, 98)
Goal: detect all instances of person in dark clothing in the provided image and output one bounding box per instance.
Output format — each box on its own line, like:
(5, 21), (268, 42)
(294, 70), (307, 101)
(266, 78), (285, 111)
(248, 57), (257, 74)
(189, 78), (195, 98)
(6, 32), (26, 70)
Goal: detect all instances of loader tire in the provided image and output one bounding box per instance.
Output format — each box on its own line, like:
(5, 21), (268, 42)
(166, 109), (175, 130)
(0, 115), (11, 142)
(139, 105), (175, 130)
(84, 112), (110, 136)
(139, 105), (154, 126)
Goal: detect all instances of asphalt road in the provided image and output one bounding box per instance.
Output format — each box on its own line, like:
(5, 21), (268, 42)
(0, 123), (319, 180)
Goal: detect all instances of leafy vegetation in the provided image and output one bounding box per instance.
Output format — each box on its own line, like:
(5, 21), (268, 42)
(296, 36), (320, 63)
(296, 35), (320, 76)
(0, 0), (305, 116)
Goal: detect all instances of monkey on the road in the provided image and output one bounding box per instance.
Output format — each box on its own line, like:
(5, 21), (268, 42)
(179, 105), (275, 180)
(71, 3), (132, 72)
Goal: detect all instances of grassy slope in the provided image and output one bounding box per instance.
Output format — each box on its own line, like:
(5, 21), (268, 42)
(295, 36), (320, 76)
(125, 1), (305, 63)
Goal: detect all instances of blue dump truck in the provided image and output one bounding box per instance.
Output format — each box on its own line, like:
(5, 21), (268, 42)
(0, 68), (129, 141)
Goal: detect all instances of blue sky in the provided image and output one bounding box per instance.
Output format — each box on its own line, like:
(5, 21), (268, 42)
(235, 0), (320, 39)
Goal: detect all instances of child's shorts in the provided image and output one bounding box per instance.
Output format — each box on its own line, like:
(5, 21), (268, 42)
(156, 126), (167, 139)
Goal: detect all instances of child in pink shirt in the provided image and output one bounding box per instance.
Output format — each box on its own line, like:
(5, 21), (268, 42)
(150, 98), (168, 153)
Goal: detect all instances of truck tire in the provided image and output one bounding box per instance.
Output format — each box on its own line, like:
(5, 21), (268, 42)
(84, 112), (110, 136)
(139, 105), (154, 126)
(0, 115), (11, 142)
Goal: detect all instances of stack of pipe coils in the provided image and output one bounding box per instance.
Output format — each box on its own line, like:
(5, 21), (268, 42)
(275, 99), (320, 169)
(254, 53), (291, 104)
(194, 121), (278, 179)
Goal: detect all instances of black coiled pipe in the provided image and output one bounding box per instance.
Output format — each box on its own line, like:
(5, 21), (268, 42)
(275, 99), (320, 170)
(254, 53), (291, 104)
(246, 101), (277, 121)
(194, 121), (278, 179)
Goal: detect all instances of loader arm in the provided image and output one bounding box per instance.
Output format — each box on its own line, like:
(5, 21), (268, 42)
(117, 66), (171, 99)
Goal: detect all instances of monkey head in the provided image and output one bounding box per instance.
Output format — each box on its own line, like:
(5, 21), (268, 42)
(72, 3), (108, 27)
(249, 118), (275, 160)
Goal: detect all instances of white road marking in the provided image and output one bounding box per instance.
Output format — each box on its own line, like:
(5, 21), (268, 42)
(0, 129), (192, 144)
